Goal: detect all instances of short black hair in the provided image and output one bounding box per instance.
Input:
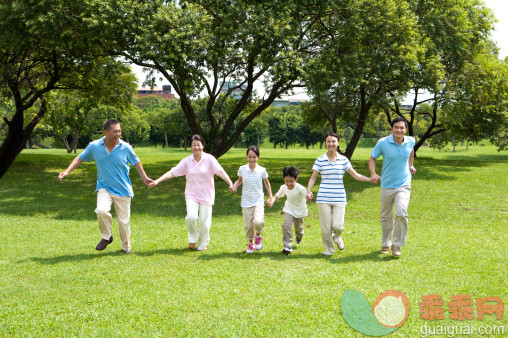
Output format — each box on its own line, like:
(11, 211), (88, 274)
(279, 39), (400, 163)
(282, 166), (299, 179)
(190, 134), (205, 147)
(246, 145), (260, 157)
(103, 119), (120, 131)
(391, 117), (409, 128)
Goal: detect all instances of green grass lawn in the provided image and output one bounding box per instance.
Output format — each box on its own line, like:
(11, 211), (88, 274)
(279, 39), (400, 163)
(0, 144), (506, 336)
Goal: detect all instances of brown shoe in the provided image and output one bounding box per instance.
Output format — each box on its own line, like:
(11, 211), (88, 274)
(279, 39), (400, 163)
(391, 246), (402, 257)
(96, 236), (113, 251)
(188, 243), (196, 249)
(380, 246), (390, 254)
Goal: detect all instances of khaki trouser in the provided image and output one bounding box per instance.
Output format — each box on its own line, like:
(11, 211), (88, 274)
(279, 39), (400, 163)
(185, 199), (213, 251)
(282, 212), (304, 247)
(242, 204), (265, 242)
(380, 186), (411, 247)
(95, 188), (132, 251)
(318, 203), (346, 253)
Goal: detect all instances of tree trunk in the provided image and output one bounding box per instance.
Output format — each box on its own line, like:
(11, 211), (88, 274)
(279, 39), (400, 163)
(343, 87), (372, 159)
(164, 133), (168, 148)
(0, 103), (47, 179)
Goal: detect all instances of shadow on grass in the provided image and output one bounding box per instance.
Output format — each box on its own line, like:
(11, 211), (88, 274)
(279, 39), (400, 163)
(0, 152), (497, 221)
(27, 249), (130, 265)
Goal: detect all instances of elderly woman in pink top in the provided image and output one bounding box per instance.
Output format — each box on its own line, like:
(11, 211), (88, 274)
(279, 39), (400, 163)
(149, 135), (234, 251)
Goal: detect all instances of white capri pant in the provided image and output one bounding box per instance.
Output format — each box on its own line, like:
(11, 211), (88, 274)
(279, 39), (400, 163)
(380, 185), (411, 247)
(185, 198), (213, 251)
(95, 188), (132, 251)
(242, 204), (265, 242)
(318, 203), (346, 254)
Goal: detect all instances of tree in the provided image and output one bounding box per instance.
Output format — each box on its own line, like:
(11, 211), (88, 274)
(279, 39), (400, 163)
(45, 60), (137, 153)
(385, 0), (498, 154)
(95, 0), (324, 158)
(0, 0), (114, 178)
(304, 0), (420, 158)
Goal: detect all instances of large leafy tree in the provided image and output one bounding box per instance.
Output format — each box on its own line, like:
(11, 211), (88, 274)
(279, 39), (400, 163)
(94, 0), (324, 158)
(304, 0), (420, 158)
(385, 0), (498, 153)
(0, 0), (112, 178)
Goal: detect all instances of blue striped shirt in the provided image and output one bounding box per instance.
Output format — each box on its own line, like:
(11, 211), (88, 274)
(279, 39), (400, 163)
(312, 153), (351, 204)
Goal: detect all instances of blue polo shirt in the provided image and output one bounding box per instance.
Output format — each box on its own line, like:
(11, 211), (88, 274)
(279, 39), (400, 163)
(79, 137), (140, 197)
(371, 135), (415, 189)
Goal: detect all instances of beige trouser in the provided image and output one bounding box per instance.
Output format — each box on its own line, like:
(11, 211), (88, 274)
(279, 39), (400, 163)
(380, 186), (411, 247)
(242, 204), (265, 242)
(282, 212), (304, 247)
(185, 199), (213, 251)
(318, 203), (346, 253)
(95, 188), (132, 251)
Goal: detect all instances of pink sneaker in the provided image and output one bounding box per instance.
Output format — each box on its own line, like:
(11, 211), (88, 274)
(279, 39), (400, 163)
(254, 236), (263, 250)
(246, 242), (255, 253)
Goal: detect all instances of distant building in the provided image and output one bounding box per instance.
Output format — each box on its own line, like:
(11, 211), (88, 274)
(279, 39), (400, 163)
(220, 81), (247, 99)
(271, 99), (308, 107)
(137, 85), (175, 99)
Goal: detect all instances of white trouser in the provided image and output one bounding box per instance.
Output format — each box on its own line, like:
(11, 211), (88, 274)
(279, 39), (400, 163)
(185, 199), (213, 250)
(95, 188), (132, 251)
(380, 186), (411, 247)
(242, 204), (265, 242)
(318, 203), (346, 253)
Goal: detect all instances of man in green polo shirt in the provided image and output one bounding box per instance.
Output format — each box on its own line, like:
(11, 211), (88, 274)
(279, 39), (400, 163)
(369, 117), (416, 257)
(58, 119), (153, 253)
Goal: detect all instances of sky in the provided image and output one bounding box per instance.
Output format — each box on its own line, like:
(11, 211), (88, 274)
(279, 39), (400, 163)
(132, 0), (508, 98)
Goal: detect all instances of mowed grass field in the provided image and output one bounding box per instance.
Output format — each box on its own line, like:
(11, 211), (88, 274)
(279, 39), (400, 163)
(0, 144), (506, 336)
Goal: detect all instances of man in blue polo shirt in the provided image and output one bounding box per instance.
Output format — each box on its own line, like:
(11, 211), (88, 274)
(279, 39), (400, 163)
(58, 119), (153, 253)
(369, 117), (416, 257)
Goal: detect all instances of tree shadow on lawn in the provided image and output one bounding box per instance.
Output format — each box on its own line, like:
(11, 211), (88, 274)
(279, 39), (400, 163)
(0, 154), (491, 221)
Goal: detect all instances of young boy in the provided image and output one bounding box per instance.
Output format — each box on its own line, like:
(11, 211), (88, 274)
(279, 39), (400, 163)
(267, 166), (308, 254)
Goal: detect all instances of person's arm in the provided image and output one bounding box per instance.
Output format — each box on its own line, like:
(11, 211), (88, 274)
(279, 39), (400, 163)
(409, 149), (416, 174)
(369, 156), (381, 183)
(216, 170), (235, 192)
(306, 170), (319, 201)
(58, 156), (83, 182)
(347, 166), (375, 183)
(134, 162), (154, 187)
(263, 177), (273, 200)
(149, 169), (176, 188)
(232, 176), (243, 193)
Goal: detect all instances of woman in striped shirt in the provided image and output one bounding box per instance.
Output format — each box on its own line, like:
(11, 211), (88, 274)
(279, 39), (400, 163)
(306, 133), (376, 256)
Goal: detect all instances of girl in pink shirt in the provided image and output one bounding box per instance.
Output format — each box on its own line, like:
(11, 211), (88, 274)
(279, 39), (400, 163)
(149, 135), (234, 251)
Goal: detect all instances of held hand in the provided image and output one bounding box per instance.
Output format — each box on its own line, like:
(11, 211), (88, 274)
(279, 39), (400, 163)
(306, 191), (313, 201)
(143, 177), (155, 188)
(266, 198), (273, 208)
(370, 174), (381, 184)
(58, 172), (68, 183)
(147, 180), (158, 189)
(229, 184), (236, 193)
(410, 166), (416, 175)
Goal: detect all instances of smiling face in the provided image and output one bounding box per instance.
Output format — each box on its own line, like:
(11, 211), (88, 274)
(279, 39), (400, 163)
(104, 123), (122, 143)
(391, 121), (407, 139)
(191, 139), (204, 156)
(284, 176), (297, 190)
(246, 150), (259, 167)
(325, 135), (339, 152)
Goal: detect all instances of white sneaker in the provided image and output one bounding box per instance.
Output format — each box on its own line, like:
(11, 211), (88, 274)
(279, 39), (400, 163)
(322, 250), (334, 256)
(282, 246), (293, 254)
(246, 243), (255, 253)
(254, 236), (263, 250)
